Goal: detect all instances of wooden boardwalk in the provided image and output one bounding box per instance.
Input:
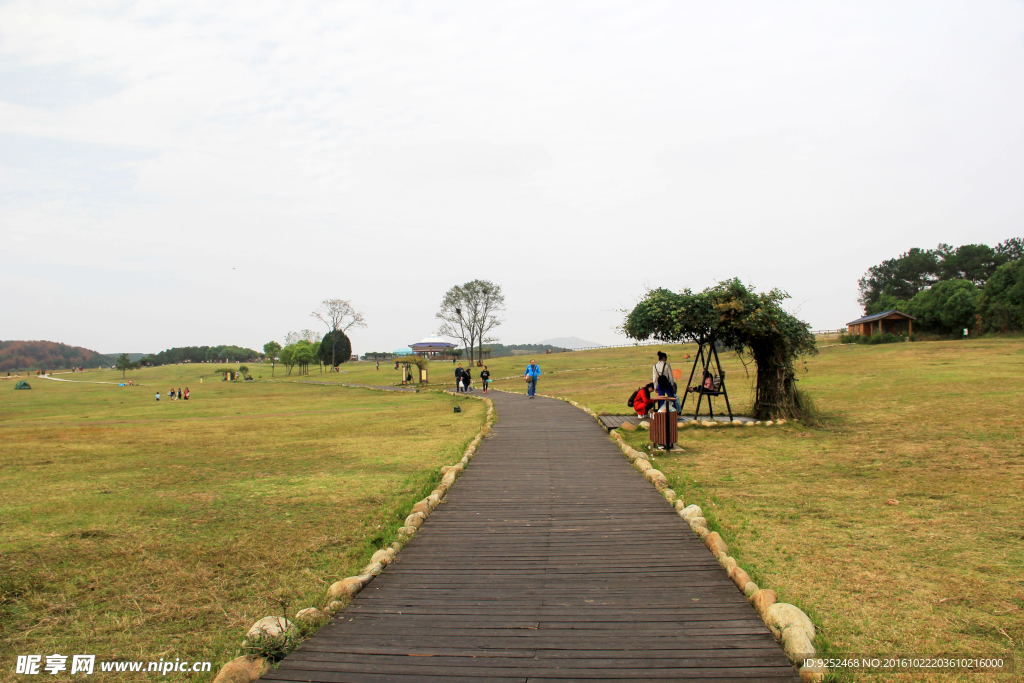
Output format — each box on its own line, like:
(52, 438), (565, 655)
(263, 391), (798, 682)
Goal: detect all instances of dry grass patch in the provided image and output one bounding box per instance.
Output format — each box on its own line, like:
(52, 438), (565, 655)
(491, 339), (1022, 682)
(0, 368), (483, 680)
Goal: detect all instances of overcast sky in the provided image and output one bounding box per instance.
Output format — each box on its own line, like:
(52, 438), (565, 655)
(2, 1), (1022, 354)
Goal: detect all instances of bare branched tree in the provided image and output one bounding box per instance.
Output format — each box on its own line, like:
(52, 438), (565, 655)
(436, 281), (504, 365)
(437, 286), (476, 363)
(285, 329), (322, 346)
(312, 299), (367, 368)
(472, 282), (504, 362)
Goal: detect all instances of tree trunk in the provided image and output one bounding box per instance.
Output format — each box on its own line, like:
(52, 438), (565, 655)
(751, 344), (798, 420)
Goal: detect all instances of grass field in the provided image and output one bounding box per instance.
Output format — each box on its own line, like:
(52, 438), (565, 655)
(3, 340), (1021, 681)
(261, 341), (1024, 680)
(0, 366), (484, 680)
(497, 339), (1021, 681)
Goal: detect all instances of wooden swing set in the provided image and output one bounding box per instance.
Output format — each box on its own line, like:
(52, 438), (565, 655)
(679, 335), (733, 421)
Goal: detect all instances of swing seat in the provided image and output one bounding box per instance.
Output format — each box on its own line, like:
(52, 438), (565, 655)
(690, 376), (723, 396)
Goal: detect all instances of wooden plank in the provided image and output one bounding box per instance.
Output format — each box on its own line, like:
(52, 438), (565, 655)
(267, 391), (798, 682)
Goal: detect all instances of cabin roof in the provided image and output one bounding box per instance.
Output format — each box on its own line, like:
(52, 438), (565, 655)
(847, 308), (916, 325)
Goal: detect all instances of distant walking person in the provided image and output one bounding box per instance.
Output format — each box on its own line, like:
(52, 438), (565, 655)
(177, 388), (182, 402)
(455, 363), (465, 393)
(480, 366), (490, 393)
(524, 359), (541, 398)
(155, 392), (161, 401)
(462, 367), (472, 393)
(184, 387), (190, 400)
(169, 387), (176, 400)
(376, 361), (380, 371)
(653, 352), (678, 412)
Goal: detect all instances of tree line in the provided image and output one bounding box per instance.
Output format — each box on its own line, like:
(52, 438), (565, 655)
(858, 238), (1024, 334)
(140, 345), (262, 365)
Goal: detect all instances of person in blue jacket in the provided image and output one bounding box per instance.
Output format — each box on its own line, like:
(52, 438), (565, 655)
(524, 359), (542, 398)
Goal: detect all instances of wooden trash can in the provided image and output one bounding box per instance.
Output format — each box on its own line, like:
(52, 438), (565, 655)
(650, 410), (678, 449)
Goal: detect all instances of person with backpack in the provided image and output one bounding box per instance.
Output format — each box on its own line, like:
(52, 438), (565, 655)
(462, 367), (472, 393)
(629, 383), (656, 416)
(480, 365), (490, 393)
(524, 360), (541, 398)
(652, 352), (678, 412)
(455, 363), (465, 393)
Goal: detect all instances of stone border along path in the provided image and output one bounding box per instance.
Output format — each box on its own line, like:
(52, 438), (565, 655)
(600, 415), (759, 430)
(251, 390), (812, 683)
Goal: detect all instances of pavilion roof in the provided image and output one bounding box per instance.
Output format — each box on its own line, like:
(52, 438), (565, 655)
(410, 335), (456, 349)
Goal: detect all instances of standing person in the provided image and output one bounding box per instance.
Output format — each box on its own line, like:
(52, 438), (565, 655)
(463, 367), (472, 393)
(652, 352), (678, 412)
(184, 387), (190, 400)
(376, 361), (380, 371)
(155, 391), (161, 401)
(455, 363), (465, 393)
(524, 359), (541, 398)
(395, 361), (399, 371)
(177, 388), (182, 402)
(480, 365), (490, 393)
(169, 387), (176, 400)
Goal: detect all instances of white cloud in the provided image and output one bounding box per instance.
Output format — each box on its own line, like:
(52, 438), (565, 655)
(1, 0), (1023, 353)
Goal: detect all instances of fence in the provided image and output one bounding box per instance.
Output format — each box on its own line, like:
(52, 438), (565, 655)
(565, 340), (681, 352)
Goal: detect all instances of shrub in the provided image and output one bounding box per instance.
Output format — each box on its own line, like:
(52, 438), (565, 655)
(242, 629), (298, 661)
(870, 332), (905, 344)
(792, 387), (829, 428)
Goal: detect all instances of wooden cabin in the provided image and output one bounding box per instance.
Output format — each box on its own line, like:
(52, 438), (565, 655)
(847, 309), (915, 337)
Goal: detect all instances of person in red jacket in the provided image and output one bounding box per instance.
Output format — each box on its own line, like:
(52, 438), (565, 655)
(634, 383), (656, 416)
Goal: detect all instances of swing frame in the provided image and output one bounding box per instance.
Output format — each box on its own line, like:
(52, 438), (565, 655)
(679, 335), (734, 421)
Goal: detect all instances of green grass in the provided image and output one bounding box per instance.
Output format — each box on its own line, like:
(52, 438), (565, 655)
(0, 365), (484, 680)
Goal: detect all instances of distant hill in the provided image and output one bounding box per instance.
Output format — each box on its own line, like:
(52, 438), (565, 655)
(538, 336), (603, 349)
(0, 340), (115, 371)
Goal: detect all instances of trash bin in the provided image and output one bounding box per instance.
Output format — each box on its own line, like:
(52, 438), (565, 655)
(650, 404), (677, 449)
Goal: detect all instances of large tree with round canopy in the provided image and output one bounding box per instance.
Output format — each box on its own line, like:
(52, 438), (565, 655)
(623, 279), (817, 420)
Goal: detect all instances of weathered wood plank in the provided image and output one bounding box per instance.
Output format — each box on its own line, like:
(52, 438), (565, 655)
(265, 391), (798, 682)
